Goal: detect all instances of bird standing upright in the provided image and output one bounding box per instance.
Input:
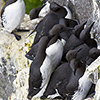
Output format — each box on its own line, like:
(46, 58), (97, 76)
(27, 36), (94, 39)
(1, 0), (25, 40)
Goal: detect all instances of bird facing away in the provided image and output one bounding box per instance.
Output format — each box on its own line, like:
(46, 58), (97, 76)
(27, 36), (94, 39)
(79, 22), (94, 42)
(74, 43), (90, 63)
(1, 0), (25, 40)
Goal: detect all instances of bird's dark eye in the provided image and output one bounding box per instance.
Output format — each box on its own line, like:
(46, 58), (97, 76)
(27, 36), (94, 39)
(60, 27), (63, 30)
(93, 52), (96, 55)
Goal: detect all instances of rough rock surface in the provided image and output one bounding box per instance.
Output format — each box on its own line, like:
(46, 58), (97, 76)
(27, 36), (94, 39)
(0, 15), (42, 100)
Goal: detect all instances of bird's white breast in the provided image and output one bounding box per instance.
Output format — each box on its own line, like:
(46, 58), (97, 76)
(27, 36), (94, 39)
(64, 6), (72, 19)
(34, 39), (64, 97)
(2, 0), (25, 32)
(39, 1), (50, 17)
(72, 71), (92, 100)
(46, 39), (64, 67)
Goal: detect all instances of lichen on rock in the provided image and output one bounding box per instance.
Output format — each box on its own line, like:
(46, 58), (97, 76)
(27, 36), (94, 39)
(0, 14), (42, 100)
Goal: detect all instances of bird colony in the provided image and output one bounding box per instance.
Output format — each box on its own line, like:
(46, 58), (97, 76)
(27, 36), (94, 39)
(0, 0), (100, 100)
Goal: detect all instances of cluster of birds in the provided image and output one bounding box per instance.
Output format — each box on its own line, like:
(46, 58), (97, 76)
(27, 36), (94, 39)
(1, 0), (100, 100)
(26, 1), (100, 100)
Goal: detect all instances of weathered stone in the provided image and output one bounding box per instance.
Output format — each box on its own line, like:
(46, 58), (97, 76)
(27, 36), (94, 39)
(0, 14), (42, 100)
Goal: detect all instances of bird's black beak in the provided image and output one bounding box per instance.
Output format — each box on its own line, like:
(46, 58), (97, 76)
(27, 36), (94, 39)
(77, 48), (82, 53)
(74, 69), (76, 75)
(50, 2), (61, 11)
(27, 95), (32, 100)
(66, 27), (75, 32)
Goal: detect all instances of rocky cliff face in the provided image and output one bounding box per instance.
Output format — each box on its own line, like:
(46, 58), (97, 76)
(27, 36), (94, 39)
(0, 15), (42, 100)
(0, 0), (100, 100)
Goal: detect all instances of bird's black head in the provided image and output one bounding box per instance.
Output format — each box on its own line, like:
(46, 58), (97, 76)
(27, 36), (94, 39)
(89, 47), (100, 59)
(27, 86), (41, 100)
(50, 2), (67, 18)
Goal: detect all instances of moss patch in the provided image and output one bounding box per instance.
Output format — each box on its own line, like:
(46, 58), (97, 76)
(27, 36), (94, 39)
(24, 0), (43, 14)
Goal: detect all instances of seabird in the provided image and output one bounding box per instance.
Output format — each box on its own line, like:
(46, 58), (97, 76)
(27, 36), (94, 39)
(28, 36), (51, 99)
(28, 30), (65, 99)
(86, 47), (100, 65)
(56, 49), (86, 99)
(29, 4), (46, 20)
(25, 23), (73, 60)
(1, 0), (25, 40)
(30, 2), (67, 47)
(41, 48), (83, 99)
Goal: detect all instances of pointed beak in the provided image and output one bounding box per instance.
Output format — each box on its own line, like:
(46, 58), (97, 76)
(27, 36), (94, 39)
(74, 69), (76, 75)
(89, 22), (95, 28)
(76, 48), (82, 53)
(82, 21), (87, 26)
(68, 27), (75, 30)
(27, 95), (32, 100)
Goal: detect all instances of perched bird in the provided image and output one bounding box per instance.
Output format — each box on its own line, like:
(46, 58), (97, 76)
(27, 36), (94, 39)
(25, 24), (73, 60)
(41, 48), (83, 99)
(56, 49), (86, 99)
(27, 36), (50, 99)
(41, 62), (71, 99)
(1, 0), (25, 40)
(30, 2), (67, 47)
(28, 31), (65, 99)
(79, 22), (97, 48)
(86, 47), (100, 65)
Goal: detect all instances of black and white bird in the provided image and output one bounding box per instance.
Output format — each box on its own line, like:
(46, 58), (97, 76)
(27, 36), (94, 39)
(1, 0), (25, 40)
(29, 2), (67, 47)
(41, 48), (84, 99)
(28, 31), (65, 99)
(56, 49), (86, 99)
